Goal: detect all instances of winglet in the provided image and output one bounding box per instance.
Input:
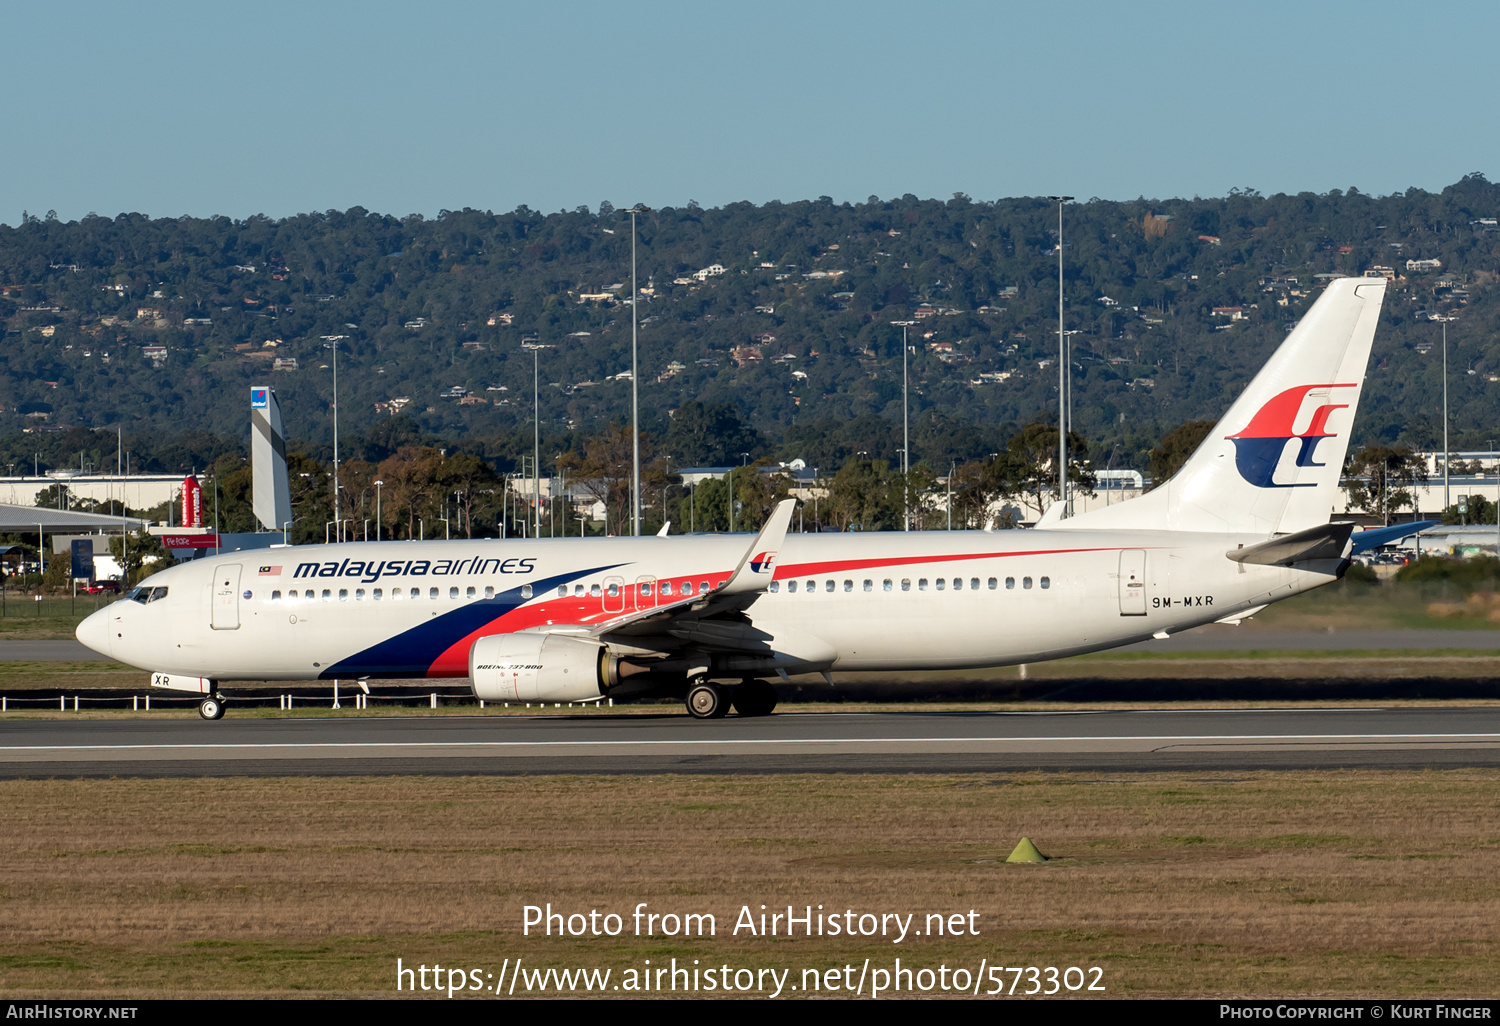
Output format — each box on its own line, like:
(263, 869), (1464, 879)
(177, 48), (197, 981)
(719, 498), (796, 596)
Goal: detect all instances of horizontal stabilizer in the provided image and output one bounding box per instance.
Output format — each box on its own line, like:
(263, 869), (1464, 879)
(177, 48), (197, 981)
(1349, 520), (1439, 554)
(1227, 522), (1354, 566)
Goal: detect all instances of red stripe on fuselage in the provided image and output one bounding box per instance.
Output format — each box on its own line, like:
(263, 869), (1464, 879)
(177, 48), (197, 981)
(420, 546), (1126, 675)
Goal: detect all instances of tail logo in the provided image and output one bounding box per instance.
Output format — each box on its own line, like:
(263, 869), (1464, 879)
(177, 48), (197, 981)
(749, 551), (777, 574)
(1226, 383), (1358, 488)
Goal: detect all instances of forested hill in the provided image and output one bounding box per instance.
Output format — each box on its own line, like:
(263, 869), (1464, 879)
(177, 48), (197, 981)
(2, 174), (1498, 475)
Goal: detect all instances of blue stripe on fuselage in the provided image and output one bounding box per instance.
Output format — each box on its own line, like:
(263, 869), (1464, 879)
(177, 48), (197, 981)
(322, 563), (623, 678)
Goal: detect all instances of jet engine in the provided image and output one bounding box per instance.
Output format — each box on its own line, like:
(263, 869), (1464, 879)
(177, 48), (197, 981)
(469, 633), (609, 703)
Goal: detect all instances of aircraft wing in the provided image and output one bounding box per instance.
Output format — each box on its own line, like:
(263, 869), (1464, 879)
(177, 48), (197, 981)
(587, 498), (796, 645)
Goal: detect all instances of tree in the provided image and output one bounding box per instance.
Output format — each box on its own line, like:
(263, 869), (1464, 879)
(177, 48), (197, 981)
(950, 454), (1023, 529)
(1148, 420), (1215, 485)
(375, 445), (445, 539)
(1343, 445), (1428, 524)
(823, 458), (904, 531)
(662, 401), (764, 467)
(107, 530), (175, 589)
(561, 425), (670, 536)
(1005, 423), (1096, 521)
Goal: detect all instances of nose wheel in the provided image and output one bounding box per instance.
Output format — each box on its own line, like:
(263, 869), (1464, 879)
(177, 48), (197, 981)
(685, 681), (730, 719)
(198, 697), (226, 720)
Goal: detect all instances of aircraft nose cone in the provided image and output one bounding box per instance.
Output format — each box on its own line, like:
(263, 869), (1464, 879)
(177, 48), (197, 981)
(76, 607), (112, 658)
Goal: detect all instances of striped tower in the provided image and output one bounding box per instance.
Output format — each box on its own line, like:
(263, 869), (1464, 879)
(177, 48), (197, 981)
(250, 385), (293, 533)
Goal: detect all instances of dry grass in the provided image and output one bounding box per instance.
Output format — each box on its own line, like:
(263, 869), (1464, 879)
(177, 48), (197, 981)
(0, 772), (1497, 998)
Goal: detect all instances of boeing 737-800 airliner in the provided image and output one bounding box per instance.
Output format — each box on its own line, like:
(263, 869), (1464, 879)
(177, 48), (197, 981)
(76, 278), (1388, 720)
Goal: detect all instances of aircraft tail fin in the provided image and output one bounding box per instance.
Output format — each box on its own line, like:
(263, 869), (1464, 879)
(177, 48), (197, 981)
(251, 385), (292, 533)
(1057, 276), (1387, 535)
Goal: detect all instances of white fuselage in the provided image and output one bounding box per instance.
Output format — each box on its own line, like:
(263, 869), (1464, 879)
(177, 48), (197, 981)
(77, 528), (1333, 682)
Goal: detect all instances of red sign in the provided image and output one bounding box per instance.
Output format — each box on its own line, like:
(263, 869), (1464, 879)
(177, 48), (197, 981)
(160, 534), (219, 549)
(182, 476), (203, 527)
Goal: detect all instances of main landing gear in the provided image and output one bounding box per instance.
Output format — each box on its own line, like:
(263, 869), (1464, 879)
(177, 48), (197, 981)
(198, 696), (226, 720)
(684, 679), (778, 719)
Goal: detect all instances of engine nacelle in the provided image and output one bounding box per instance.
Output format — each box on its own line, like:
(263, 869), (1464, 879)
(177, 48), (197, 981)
(469, 633), (607, 703)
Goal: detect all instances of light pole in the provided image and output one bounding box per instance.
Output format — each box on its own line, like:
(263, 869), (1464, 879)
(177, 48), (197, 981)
(621, 205), (651, 536)
(321, 335), (349, 540)
(1442, 317), (1450, 511)
(521, 341), (550, 538)
(891, 320), (915, 530)
(1047, 196), (1073, 516)
(374, 480), (383, 541)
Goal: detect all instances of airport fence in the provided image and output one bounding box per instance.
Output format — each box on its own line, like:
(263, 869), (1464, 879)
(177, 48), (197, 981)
(0, 591), (115, 619)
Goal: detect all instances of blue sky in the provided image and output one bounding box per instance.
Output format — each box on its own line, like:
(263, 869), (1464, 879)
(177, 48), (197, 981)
(3, 1), (1496, 223)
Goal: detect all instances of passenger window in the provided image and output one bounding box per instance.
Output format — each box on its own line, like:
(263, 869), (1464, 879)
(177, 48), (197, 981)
(918, 578), (929, 591)
(449, 587), (459, 599)
(322, 589), (332, 601)
(372, 588), (382, 600)
(641, 582), (652, 596)
(590, 583), (601, 597)
(901, 578), (911, 591)
(411, 588), (420, 599)
(574, 584), (584, 596)
(271, 590), (281, 601)
(805, 580), (815, 593)
(466, 586), (477, 598)
(770, 581), (780, 593)
(1005, 577), (1015, 590)
(952, 578), (962, 590)
(661, 582), (674, 596)
(339, 589), (349, 601)
(863, 579), (872, 592)
(788, 581), (798, 593)
(558, 585), (568, 598)
(699, 581), (710, 594)
(391, 588), (403, 601)
(355, 588), (366, 600)
(521, 585), (533, 599)
(883, 579), (892, 592)
(935, 578), (945, 591)
(1040, 576), (1051, 589)
(971, 578), (981, 591)
(429, 587), (438, 599)
(1023, 577), (1033, 590)
(484, 586), (495, 599)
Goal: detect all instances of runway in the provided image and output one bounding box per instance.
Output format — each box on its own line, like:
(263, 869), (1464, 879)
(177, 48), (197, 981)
(3, 707), (1499, 776)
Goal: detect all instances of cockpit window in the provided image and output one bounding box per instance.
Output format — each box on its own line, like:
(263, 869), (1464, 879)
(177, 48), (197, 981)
(125, 586), (168, 604)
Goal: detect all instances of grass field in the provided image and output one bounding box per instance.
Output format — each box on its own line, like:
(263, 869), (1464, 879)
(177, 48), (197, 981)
(0, 772), (1497, 998)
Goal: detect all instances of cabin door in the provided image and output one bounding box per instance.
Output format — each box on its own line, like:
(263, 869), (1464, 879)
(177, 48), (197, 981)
(211, 564), (242, 630)
(1118, 550), (1147, 616)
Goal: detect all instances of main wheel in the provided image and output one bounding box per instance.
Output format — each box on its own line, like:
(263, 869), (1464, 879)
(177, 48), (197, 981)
(732, 679), (778, 717)
(198, 697), (225, 720)
(686, 682), (729, 719)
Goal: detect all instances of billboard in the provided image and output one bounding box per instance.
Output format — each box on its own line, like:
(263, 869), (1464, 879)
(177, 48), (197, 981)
(182, 475), (203, 528)
(70, 539), (95, 582)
